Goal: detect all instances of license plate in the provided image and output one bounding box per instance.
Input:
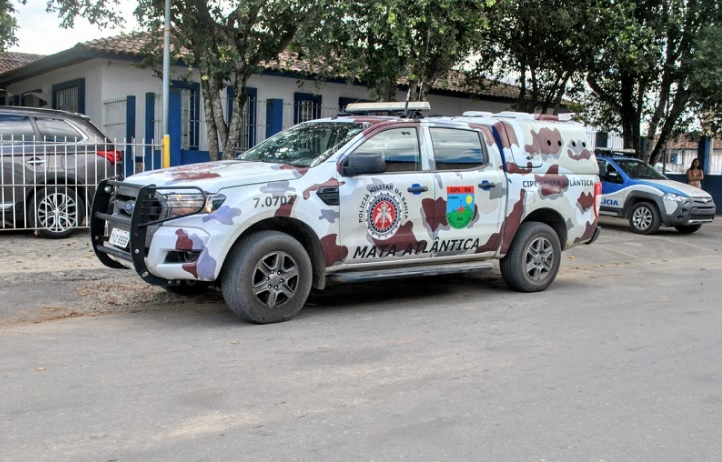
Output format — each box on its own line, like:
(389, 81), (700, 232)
(109, 227), (130, 248)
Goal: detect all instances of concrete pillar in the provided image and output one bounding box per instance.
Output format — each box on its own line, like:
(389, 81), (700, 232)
(697, 136), (711, 172)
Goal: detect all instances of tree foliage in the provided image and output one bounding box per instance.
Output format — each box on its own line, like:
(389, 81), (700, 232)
(135, 0), (331, 160)
(7, 0), (719, 166)
(582, 0), (722, 164)
(469, 0), (608, 114)
(0, 0), (19, 51)
(301, 0), (488, 102)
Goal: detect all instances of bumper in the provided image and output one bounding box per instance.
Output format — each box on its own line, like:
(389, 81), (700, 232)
(585, 225), (602, 245)
(663, 202), (716, 226)
(90, 179), (210, 287)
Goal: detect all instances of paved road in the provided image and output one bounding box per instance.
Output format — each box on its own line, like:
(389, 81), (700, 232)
(1, 218), (721, 461)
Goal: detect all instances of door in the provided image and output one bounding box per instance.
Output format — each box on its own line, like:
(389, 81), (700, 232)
(338, 125), (435, 265)
(426, 126), (505, 257)
(0, 114), (45, 224)
(597, 159), (625, 213)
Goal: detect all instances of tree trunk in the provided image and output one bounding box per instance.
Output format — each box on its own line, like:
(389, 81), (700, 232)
(200, 75), (221, 161)
(223, 76), (249, 160)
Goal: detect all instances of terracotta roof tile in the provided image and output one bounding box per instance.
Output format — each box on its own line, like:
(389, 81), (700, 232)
(3, 33), (520, 101)
(79, 33), (520, 101)
(0, 51), (44, 73)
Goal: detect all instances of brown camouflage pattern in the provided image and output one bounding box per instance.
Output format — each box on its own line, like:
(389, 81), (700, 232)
(102, 113), (600, 286)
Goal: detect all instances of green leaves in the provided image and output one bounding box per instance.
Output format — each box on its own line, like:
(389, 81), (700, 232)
(300, 0), (487, 101)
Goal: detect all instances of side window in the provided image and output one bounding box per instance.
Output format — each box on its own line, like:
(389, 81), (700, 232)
(430, 128), (485, 170)
(598, 160), (620, 182)
(0, 115), (36, 141)
(36, 118), (84, 142)
(353, 127), (421, 172)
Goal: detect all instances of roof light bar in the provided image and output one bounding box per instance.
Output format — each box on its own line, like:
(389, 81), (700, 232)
(344, 101), (431, 113)
(595, 147), (637, 156)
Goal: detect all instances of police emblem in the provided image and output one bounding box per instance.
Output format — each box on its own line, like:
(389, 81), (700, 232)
(446, 186), (475, 229)
(365, 190), (403, 239)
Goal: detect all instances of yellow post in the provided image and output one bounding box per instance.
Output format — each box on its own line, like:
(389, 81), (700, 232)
(162, 134), (170, 168)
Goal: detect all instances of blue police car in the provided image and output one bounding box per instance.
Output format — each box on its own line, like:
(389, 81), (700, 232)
(596, 148), (716, 234)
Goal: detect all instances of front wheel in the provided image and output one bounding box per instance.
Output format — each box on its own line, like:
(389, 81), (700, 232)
(30, 186), (84, 239)
(221, 231), (312, 324)
(629, 202), (660, 234)
(500, 222), (561, 292)
(674, 224), (702, 234)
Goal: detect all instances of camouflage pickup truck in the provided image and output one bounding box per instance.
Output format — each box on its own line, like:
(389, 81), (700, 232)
(90, 102), (601, 323)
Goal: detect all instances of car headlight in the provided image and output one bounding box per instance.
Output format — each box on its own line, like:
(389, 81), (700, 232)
(663, 193), (689, 204)
(159, 192), (226, 218)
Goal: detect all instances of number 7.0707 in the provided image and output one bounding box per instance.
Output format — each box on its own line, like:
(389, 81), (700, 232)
(253, 195), (295, 208)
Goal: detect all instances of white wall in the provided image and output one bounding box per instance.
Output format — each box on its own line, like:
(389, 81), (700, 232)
(5, 57), (516, 148)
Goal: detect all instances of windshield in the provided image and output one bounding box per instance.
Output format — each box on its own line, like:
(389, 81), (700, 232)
(238, 121), (366, 167)
(615, 159), (667, 180)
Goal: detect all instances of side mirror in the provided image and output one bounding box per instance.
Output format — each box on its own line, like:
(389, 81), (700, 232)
(342, 152), (386, 176)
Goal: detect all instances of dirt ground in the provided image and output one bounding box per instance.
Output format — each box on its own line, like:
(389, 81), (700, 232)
(0, 229), (106, 274)
(0, 229), (221, 326)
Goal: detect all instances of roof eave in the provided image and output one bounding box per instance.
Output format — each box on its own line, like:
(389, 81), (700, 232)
(0, 44), (139, 87)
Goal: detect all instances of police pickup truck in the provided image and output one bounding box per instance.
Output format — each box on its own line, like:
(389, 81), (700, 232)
(90, 102), (602, 323)
(596, 148), (716, 234)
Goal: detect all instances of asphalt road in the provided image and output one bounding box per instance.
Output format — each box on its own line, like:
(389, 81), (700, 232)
(1, 217), (721, 461)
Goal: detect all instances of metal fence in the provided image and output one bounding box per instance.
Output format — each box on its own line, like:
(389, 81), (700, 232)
(1, 137), (158, 235)
(195, 98), (340, 152)
(103, 98), (128, 142)
(5, 118), (719, 236)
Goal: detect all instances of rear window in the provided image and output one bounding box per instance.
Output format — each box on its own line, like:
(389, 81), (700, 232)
(36, 118), (84, 143)
(430, 127), (486, 170)
(0, 114), (36, 141)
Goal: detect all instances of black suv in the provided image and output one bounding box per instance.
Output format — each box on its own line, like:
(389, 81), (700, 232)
(0, 106), (122, 238)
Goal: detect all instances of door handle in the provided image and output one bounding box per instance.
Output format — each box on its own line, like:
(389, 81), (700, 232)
(479, 181), (496, 190)
(26, 158), (47, 166)
(407, 185), (428, 193)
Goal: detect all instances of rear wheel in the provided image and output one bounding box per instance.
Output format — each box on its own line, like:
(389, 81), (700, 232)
(629, 202), (660, 234)
(674, 224), (702, 234)
(30, 186), (84, 239)
(221, 231), (312, 324)
(500, 222), (561, 292)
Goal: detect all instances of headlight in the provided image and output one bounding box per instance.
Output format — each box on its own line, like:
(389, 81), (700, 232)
(663, 193), (689, 204)
(159, 192), (226, 218)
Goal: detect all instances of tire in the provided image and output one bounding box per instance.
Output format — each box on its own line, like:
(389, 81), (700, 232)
(221, 231), (312, 324)
(629, 202), (660, 235)
(165, 281), (211, 296)
(674, 224), (702, 234)
(500, 222), (561, 292)
(30, 186), (84, 239)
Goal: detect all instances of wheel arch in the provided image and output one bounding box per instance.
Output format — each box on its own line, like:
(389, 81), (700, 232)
(622, 191), (663, 219)
(222, 217), (326, 290)
(27, 177), (88, 211)
(522, 207), (567, 249)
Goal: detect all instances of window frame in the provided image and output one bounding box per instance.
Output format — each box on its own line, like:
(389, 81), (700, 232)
(52, 78), (85, 114)
(349, 125), (422, 173)
(294, 93), (322, 124)
(429, 127), (487, 172)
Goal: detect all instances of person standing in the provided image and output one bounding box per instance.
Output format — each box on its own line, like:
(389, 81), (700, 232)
(686, 158), (704, 188)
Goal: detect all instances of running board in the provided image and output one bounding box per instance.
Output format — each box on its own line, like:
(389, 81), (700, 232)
(328, 261), (494, 284)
